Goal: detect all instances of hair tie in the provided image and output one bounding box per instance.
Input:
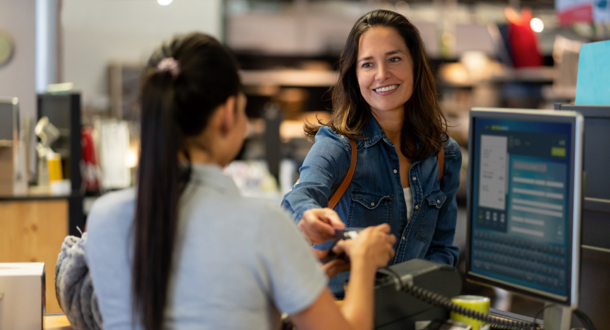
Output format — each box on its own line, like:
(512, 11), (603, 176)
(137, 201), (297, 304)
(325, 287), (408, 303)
(157, 57), (180, 77)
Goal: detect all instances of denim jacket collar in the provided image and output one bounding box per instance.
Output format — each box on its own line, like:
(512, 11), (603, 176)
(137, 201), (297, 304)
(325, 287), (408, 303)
(360, 116), (387, 148)
(360, 116), (411, 152)
(360, 117), (423, 163)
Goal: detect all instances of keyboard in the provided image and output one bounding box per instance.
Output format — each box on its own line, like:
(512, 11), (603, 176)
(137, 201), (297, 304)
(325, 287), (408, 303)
(471, 231), (567, 291)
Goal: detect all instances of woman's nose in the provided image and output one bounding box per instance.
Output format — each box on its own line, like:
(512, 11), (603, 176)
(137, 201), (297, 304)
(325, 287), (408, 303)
(375, 63), (390, 81)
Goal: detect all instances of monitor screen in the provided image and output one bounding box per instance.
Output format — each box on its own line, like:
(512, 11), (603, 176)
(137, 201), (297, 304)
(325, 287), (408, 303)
(466, 108), (583, 308)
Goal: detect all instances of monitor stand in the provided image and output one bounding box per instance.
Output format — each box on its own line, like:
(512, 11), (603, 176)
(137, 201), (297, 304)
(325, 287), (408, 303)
(543, 303), (572, 330)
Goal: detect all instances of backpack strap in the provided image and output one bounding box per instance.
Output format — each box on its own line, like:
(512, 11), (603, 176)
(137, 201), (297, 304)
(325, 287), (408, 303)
(329, 138), (357, 210)
(437, 146), (444, 182)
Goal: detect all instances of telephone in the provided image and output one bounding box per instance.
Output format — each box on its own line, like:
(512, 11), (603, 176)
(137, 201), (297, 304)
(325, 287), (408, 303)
(372, 259), (540, 330)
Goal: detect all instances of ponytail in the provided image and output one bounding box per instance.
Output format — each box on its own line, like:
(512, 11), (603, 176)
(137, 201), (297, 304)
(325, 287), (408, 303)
(131, 33), (241, 330)
(132, 70), (186, 330)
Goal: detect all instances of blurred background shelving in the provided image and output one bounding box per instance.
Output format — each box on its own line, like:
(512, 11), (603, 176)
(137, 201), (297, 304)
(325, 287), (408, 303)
(2, 0), (610, 322)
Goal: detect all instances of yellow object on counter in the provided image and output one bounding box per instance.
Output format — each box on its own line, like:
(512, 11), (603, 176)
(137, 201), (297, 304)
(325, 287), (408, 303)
(47, 153), (63, 182)
(450, 295), (490, 330)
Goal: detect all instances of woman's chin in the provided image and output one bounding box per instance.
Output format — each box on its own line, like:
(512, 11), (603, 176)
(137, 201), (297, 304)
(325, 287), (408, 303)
(370, 104), (407, 114)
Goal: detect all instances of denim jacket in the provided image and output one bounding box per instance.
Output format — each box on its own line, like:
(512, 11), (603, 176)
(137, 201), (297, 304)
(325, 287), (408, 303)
(281, 117), (461, 296)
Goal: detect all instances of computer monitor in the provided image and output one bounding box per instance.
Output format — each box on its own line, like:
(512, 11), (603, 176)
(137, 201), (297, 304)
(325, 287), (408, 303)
(466, 108), (584, 329)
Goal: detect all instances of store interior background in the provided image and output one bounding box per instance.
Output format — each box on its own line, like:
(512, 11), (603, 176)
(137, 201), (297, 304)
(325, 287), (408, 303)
(1, 0), (610, 326)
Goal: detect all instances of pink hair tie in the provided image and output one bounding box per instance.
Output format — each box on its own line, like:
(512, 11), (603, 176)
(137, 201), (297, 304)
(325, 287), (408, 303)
(157, 57), (180, 77)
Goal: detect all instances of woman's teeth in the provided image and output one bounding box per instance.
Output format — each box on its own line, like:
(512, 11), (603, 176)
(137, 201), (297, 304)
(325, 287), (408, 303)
(375, 85), (398, 92)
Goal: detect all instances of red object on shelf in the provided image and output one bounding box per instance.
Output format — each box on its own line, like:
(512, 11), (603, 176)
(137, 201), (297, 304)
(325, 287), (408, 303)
(81, 127), (100, 191)
(557, 0), (593, 25)
(507, 7), (543, 68)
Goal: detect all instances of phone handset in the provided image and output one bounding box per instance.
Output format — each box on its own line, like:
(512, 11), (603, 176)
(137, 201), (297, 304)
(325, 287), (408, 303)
(377, 268), (540, 330)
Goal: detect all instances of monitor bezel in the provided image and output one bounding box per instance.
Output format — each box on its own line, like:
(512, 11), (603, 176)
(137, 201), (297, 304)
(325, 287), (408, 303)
(465, 107), (583, 309)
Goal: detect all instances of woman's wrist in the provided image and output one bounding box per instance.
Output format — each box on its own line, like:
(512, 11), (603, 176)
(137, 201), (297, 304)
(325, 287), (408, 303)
(349, 258), (378, 278)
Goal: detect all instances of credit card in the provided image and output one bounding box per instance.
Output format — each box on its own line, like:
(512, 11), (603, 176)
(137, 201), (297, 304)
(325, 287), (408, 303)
(332, 227), (365, 238)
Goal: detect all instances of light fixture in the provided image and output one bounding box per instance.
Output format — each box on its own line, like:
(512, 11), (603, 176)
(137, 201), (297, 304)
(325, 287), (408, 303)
(530, 18), (544, 33)
(158, 0), (173, 6)
(125, 148), (139, 168)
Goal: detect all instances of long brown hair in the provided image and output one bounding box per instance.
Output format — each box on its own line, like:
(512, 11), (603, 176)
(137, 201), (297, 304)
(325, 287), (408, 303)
(305, 9), (447, 160)
(133, 33), (241, 330)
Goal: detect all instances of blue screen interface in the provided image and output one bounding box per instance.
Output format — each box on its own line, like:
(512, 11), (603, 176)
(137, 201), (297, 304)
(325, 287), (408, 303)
(470, 118), (572, 298)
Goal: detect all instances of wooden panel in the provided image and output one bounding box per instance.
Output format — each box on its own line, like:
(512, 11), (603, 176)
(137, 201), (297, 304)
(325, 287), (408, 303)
(0, 146), (13, 179)
(44, 314), (72, 330)
(0, 146), (14, 195)
(0, 199), (68, 313)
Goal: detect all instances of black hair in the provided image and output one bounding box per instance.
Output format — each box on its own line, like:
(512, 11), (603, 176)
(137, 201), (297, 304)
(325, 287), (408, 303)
(132, 32), (241, 330)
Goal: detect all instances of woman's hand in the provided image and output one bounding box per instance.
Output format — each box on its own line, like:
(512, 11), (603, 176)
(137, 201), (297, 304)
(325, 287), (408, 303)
(334, 224), (396, 270)
(298, 208), (345, 245)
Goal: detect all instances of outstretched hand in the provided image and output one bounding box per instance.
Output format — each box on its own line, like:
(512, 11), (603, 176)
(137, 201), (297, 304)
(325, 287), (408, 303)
(298, 208), (345, 245)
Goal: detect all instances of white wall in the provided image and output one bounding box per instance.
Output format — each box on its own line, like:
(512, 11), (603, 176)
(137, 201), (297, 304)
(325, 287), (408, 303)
(0, 0), (37, 127)
(61, 0), (223, 110)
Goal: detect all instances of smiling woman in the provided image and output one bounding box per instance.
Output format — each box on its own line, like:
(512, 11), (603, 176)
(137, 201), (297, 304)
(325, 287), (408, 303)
(282, 9), (463, 298)
(356, 26), (414, 122)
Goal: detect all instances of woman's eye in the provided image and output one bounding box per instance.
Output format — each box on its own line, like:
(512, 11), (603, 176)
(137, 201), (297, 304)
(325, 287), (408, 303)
(362, 62), (372, 68)
(390, 57), (401, 63)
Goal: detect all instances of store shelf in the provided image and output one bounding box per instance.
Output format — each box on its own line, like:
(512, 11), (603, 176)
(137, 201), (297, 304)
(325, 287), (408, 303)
(541, 85), (576, 101)
(240, 69), (338, 87)
(490, 66), (555, 83)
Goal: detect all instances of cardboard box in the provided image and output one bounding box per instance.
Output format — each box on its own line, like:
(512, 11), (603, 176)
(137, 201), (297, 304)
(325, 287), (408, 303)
(0, 263), (45, 330)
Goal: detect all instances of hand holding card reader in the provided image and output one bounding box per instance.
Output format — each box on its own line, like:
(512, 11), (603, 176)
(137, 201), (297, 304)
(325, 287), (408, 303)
(321, 228), (364, 263)
(321, 231), (461, 328)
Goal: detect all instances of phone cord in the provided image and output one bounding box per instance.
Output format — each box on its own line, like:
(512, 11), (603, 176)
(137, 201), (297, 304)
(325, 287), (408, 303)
(402, 283), (541, 330)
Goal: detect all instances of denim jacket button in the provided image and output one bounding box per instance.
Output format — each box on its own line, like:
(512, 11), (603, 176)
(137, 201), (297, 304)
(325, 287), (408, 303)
(393, 169), (397, 174)
(415, 205), (419, 210)
(402, 236), (406, 240)
(371, 202), (375, 206)
(412, 176), (416, 181)
(437, 200), (440, 204)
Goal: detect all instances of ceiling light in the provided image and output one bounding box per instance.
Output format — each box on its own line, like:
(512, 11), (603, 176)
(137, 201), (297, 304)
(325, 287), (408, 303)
(158, 0), (173, 6)
(530, 18), (544, 33)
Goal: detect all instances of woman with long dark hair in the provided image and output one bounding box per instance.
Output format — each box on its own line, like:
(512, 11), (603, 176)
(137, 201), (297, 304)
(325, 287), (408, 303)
(85, 32), (395, 330)
(282, 9), (462, 298)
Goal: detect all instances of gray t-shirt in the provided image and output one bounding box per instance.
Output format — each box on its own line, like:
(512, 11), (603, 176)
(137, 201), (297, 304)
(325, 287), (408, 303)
(85, 164), (328, 330)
